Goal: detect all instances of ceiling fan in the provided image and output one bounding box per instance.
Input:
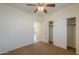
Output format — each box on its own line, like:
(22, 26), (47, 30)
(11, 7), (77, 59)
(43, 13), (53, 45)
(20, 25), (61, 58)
(26, 3), (55, 13)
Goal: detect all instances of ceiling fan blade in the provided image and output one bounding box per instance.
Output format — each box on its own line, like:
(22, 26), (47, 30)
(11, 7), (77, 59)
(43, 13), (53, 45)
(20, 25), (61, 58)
(43, 9), (47, 13)
(46, 4), (55, 7)
(26, 4), (36, 6)
(34, 9), (38, 13)
(37, 3), (44, 6)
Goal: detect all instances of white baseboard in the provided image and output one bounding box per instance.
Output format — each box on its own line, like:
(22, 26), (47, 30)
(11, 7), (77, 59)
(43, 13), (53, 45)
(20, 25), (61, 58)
(0, 42), (34, 54)
(76, 51), (79, 55)
(0, 51), (8, 54)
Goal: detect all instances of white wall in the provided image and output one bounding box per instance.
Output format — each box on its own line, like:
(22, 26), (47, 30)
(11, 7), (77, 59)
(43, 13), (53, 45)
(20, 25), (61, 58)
(39, 19), (48, 43)
(0, 4), (40, 53)
(42, 4), (79, 54)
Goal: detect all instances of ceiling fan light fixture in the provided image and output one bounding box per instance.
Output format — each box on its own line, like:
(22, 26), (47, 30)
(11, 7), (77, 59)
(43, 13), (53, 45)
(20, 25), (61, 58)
(38, 6), (44, 11)
(26, 3), (55, 13)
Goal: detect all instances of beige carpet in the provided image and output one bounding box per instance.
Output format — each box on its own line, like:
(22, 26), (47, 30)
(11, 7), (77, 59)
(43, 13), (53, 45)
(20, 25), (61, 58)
(1, 42), (76, 55)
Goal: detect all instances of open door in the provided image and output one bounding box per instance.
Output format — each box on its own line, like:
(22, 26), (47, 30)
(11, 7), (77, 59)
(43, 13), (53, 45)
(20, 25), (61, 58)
(34, 22), (41, 43)
(67, 17), (76, 52)
(34, 22), (37, 43)
(49, 21), (53, 44)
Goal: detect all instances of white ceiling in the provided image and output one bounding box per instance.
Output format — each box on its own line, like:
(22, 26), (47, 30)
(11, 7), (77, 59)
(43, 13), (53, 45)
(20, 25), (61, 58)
(5, 3), (74, 15)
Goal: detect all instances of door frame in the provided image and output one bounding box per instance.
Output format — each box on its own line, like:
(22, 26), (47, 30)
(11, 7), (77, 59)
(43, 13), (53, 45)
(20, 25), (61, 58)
(46, 21), (53, 44)
(67, 17), (76, 50)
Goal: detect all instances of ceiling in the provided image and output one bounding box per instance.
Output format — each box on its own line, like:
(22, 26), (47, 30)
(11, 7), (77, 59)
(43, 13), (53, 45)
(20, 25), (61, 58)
(5, 3), (74, 15)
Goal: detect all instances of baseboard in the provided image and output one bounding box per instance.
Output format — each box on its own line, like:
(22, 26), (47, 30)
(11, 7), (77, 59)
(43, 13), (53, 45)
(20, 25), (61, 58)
(0, 51), (8, 54)
(76, 51), (79, 55)
(53, 43), (67, 49)
(0, 42), (34, 54)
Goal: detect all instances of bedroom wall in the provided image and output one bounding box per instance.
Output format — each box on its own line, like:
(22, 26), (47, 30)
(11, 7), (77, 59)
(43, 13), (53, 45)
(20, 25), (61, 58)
(0, 4), (40, 53)
(42, 4), (79, 54)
